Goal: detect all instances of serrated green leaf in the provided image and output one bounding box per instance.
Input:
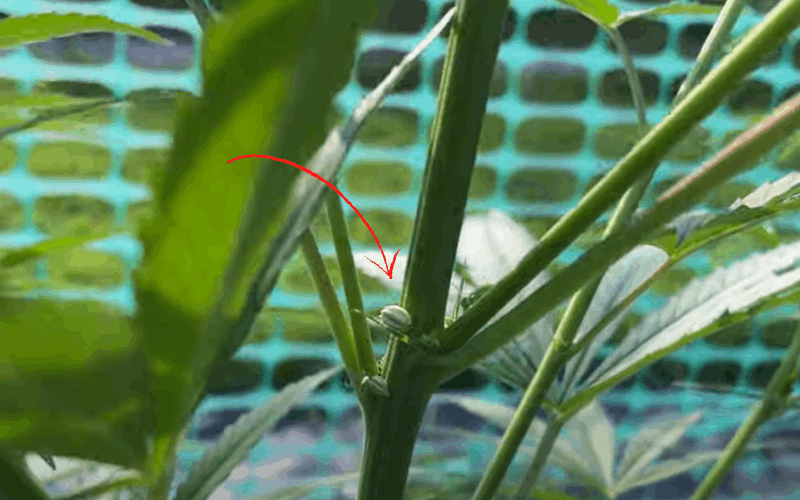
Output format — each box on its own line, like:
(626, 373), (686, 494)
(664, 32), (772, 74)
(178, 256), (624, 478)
(0, 298), (149, 468)
(0, 229), (124, 268)
(615, 411), (701, 491)
(173, 366), (342, 500)
(614, 450), (721, 493)
(642, 173), (800, 258)
(132, 0), (377, 455)
(561, 245), (668, 401)
(558, 0), (619, 27)
(729, 172), (800, 211)
(555, 399), (615, 494)
(444, 212), (557, 404)
(613, 4), (723, 28)
(218, 6), (454, 371)
(0, 13), (173, 50)
(446, 396), (606, 492)
(574, 239), (800, 406)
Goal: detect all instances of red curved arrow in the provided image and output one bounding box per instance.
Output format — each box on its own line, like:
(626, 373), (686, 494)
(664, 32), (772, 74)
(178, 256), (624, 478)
(228, 154), (399, 279)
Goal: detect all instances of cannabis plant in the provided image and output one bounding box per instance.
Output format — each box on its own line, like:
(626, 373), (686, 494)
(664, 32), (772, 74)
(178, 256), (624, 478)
(6, 0), (800, 499)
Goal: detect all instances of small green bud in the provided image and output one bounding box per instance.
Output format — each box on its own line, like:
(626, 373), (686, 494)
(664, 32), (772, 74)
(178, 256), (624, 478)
(380, 305), (412, 334)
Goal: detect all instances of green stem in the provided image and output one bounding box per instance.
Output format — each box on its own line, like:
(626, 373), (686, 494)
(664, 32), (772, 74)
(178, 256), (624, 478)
(472, 132), (656, 500)
(447, 69), (800, 379)
(605, 27), (647, 133)
(300, 230), (360, 378)
(439, 0), (800, 352)
(325, 192), (379, 376)
(559, 27), (653, 396)
(356, 346), (445, 500)
(227, 5), (455, 368)
(471, 28), (655, 499)
(689, 319), (800, 500)
(673, 0), (750, 108)
(512, 414), (567, 500)
(400, 0), (508, 334)
(469, 339), (566, 500)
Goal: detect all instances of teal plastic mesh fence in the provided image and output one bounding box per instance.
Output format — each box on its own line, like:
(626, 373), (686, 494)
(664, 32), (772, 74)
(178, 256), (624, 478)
(4, 0), (800, 498)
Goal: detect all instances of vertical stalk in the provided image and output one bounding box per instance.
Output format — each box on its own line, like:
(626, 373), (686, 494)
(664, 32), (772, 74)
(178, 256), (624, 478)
(605, 27), (647, 134)
(673, 0), (750, 107)
(689, 319), (800, 500)
(300, 230), (361, 378)
(400, 0), (509, 334)
(326, 193), (379, 376)
(512, 415), (567, 500)
(356, 347), (446, 500)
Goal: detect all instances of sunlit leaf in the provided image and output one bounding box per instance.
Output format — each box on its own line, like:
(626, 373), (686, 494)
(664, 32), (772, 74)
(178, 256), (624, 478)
(729, 172), (800, 211)
(217, 3), (451, 370)
(447, 396), (608, 492)
(133, 0), (377, 448)
(0, 13), (172, 49)
(613, 3), (723, 28)
(56, 474), (145, 500)
(557, 0), (619, 27)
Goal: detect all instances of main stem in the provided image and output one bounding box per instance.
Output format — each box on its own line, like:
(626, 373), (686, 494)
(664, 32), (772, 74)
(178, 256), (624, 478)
(356, 346), (444, 500)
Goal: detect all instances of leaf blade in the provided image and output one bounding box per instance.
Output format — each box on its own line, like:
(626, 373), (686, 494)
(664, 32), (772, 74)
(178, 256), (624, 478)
(615, 411), (701, 490)
(561, 245), (668, 401)
(0, 230), (125, 269)
(558, 0), (619, 27)
(613, 3), (723, 28)
(0, 298), (149, 468)
(132, 0), (377, 447)
(173, 366), (342, 500)
(568, 239), (800, 412)
(0, 13), (173, 49)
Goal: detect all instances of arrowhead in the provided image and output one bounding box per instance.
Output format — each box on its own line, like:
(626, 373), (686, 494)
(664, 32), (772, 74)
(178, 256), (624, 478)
(387, 249), (400, 279)
(366, 249), (401, 279)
